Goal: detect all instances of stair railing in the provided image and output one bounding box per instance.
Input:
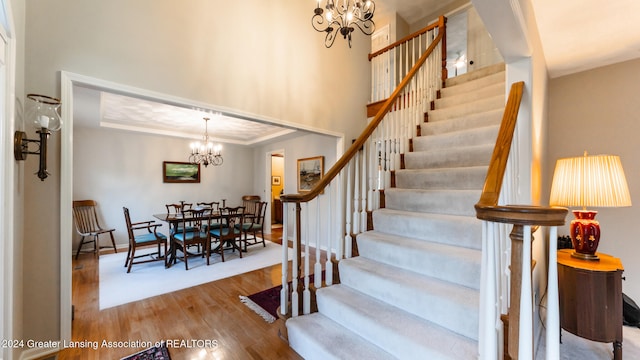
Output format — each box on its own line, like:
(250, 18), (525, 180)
(475, 81), (567, 359)
(279, 16), (447, 318)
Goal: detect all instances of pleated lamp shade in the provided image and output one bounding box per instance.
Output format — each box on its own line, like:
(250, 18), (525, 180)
(549, 152), (631, 260)
(550, 153), (632, 208)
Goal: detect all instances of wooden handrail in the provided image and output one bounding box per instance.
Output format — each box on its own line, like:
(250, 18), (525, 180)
(281, 15), (446, 205)
(368, 18), (443, 61)
(474, 81), (567, 224)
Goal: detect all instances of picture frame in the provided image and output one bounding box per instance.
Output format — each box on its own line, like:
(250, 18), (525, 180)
(272, 176), (281, 186)
(297, 156), (324, 192)
(163, 161), (201, 183)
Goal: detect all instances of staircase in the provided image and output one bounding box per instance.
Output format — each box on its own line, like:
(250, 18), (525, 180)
(286, 63), (507, 359)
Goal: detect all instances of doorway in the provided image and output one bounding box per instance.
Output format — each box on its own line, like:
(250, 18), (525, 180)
(270, 152), (284, 228)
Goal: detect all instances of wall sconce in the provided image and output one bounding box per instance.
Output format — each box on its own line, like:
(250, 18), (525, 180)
(14, 94), (62, 181)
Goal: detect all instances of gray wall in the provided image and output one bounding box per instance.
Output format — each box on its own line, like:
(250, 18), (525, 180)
(19, 0), (371, 347)
(547, 57), (640, 302)
(73, 126), (255, 249)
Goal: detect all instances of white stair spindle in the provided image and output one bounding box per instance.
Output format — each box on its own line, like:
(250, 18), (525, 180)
(303, 202), (311, 314)
(280, 202), (289, 315)
(344, 161), (352, 259)
(291, 204), (299, 317)
(519, 225), (533, 360)
(336, 172), (344, 261)
(314, 197), (322, 289)
(546, 226), (560, 359)
(325, 184), (333, 286)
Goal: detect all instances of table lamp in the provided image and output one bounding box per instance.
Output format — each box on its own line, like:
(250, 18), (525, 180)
(549, 152), (632, 260)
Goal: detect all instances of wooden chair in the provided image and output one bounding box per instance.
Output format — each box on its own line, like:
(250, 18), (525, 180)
(209, 206), (245, 261)
(242, 195), (261, 222)
(72, 200), (117, 259)
(165, 202), (197, 233)
(123, 207), (167, 273)
(237, 201), (267, 251)
(170, 208), (211, 270)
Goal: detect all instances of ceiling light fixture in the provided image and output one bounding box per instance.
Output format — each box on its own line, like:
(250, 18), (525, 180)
(189, 117), (222, 167)
(312, 0), (376, 48)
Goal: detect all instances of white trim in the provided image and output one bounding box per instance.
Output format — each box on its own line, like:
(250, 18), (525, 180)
(59, 71), (347, 344)
(0, 0), (15, 359)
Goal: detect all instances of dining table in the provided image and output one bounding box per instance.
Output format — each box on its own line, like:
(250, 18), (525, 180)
(153, 207), (248, 268)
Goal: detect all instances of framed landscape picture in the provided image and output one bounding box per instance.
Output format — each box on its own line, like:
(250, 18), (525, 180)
(163, 161), (200, 183)
(297, 156), (324, 192)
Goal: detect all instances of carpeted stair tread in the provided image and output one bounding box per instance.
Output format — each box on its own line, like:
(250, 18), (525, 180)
(412, 125), (499, 152)
(435, 81), (504, 109)
(338, 256), (480, 340)
(427, 95), (505, 122)
(394, 166), (488, 190)
(421, 109), (502, 136)
(286, 312), (394, 360)
(383, 188), (480, 216)
(444, 63), (505, 88)
(316, 285), (478, 359)
(372, 209), (482, 249)
(356, 230), (482, 289)
(404, 144), (494, 170)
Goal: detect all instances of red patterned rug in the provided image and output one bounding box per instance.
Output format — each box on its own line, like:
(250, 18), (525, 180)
(120, 345), (171, 360)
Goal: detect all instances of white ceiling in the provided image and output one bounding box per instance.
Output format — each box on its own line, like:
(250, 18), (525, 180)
(75, 0), (640, 142)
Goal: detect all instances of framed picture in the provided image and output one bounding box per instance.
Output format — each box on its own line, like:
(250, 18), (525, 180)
(297, 156), (324, 192)
(272, 176), (281, 185)
(163, 161), (201, 183)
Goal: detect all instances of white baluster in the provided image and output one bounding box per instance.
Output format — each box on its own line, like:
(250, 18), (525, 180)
(546, 226), (560, 359)
(336, 172), (343, 261)
(479, 221), (498, 359)
(344, 161), (353, 259)
(314, 197), (322, 289)
(280, 202), (289, 315)
(519, 225), (533, 360)
(291, 204), (299, 317)
(303, 202), (311, 315)
(352, 150), (360, 235)
(325, 184), (333, 286)
(360, 140), (368, 231)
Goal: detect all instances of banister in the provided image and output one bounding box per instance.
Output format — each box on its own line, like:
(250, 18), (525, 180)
(368, 18), (443, 61)
(281, 15), (446, 205)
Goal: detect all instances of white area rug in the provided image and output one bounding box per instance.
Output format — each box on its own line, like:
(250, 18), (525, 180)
(99, 239), (286, 309)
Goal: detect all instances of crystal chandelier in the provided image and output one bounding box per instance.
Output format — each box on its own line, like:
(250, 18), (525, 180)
(189, 117), (223, 167)
(312, 0), (376, 48)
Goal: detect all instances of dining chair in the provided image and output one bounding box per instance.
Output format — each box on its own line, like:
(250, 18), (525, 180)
(237, 201), (267, 251)
(72, 200), (117, 259)
(123, 207), (167, 273)
(209, 206), (245, 261)
(241, 195), (261, 222)
(171, 208), (211, 270)
(165, 202), (197, 234)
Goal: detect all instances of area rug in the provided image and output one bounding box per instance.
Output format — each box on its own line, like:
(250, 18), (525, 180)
(240, 273), (319, 323)
(100, 239), (289, 309)
(120, 345), (171, 360)
(240, 285), (282, 323)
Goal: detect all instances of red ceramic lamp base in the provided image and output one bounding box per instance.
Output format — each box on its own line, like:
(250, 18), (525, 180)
(570, 210), (601, 261)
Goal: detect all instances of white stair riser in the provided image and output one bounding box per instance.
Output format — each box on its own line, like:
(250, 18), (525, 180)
(357, 231), (482, 289)
(338, 257), (480, 340)
(384, 188), (480, 216)
(394, 166), (488, 190)
(404, 145), (493, 170)
(372, 209), (482, 250)
(413, 126), (499, 152)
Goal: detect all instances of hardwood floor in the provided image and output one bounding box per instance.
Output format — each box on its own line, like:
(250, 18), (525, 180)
(59, 228), (304, 359)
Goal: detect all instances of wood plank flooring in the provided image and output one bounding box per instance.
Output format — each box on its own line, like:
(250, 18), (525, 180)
(58, 229), (304, 359)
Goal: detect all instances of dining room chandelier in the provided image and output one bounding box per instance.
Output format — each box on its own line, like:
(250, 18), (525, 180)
(189, 117), (223, 167)
(312, 0), (376, 48)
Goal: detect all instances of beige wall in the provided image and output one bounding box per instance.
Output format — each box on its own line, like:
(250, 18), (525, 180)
(20, 0), (372, 349)
(547, 57), (640, 302)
